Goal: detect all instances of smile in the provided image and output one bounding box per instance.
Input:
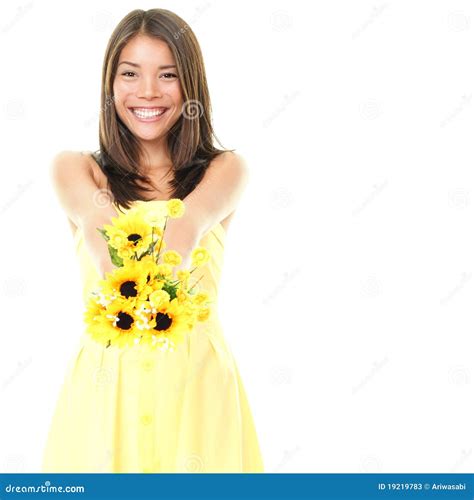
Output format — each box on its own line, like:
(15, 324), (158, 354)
(129, 107), (169, 121)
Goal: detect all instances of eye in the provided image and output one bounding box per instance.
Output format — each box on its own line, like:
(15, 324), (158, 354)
(161, 73), (178, 79)
(121, 71), (136, 77)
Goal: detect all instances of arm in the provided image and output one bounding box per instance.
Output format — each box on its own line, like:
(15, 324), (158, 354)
(163, 151), (250, 270)
(49, 151), (118, 278)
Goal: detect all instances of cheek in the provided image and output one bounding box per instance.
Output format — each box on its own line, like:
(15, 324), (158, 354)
(171, 84), (183, 105)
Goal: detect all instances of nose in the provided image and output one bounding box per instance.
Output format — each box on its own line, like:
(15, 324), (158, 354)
(137, 76), (162, 99)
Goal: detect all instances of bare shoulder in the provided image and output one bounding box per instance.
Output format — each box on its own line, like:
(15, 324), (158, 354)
(49, 150), (110, 231)
(49, 150), (95, 185)
(198, 151), (249, 232)
(209, 151), (250, 180)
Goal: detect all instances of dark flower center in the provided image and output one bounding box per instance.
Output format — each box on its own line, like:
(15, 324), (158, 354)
(120, 280), (138, 298)
(153, 312), (172, 331)
(116, 311), (134, 330)
(128, 233), (142, 246)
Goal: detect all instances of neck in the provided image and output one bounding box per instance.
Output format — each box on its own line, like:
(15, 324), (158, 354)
(138, 138), (173, 174)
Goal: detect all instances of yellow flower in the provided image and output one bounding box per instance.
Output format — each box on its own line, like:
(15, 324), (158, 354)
(191, 247), (210, 267)
(176, 289), (188, 303)
(149, 297), (190, 341)
(100, 260), (150, 306)
(156, 263), (173, 277)
(149, 289), (170, 308)
(166, 199), (185, 218)
(109, 231), (128, 249)
(177, 269), (190, 282)
(197, 306), (211, 322)
(103, 212), (157, 259)
(86, 297), (142, 348)
(193, 291), (210, 305)
(162, 250), (182, 266)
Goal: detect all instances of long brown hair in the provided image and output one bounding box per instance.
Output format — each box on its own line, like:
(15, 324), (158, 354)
(92, 8), (233, 210)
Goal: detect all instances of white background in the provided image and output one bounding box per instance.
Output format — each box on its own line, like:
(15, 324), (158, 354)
(0, 0), (473, 473)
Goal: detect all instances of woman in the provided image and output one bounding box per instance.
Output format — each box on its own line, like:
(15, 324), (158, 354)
(42, 8), (264, 473)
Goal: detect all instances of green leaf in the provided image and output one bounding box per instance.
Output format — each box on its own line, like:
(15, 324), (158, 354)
(97, 228), (110, 241)
(108, 244), (124, 267)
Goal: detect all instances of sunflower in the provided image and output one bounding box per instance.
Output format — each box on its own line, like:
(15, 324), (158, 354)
(140, 297), (191, 350)
(103, 212), (160, 260)
(100, 259), (153, 306)
(86, 297), (143, 348)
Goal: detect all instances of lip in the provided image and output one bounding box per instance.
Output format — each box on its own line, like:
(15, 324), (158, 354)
(128, 107), (169, 123)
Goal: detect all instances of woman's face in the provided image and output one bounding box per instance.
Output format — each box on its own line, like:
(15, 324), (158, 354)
(113, 34), (183, 143)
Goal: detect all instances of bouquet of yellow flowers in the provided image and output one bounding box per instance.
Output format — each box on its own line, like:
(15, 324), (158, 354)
(84, 198), (212, 352)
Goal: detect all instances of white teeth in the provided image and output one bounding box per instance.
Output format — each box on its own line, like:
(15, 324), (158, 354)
(132, 108), (166, 118)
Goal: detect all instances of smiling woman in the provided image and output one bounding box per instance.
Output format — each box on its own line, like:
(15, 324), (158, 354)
(41, 8), (264, 474)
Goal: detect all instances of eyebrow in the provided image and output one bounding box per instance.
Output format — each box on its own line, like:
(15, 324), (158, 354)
(118, 61), (177, 69)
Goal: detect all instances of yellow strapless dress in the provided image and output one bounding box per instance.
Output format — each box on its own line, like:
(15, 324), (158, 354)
(41, 200), (264, 473)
